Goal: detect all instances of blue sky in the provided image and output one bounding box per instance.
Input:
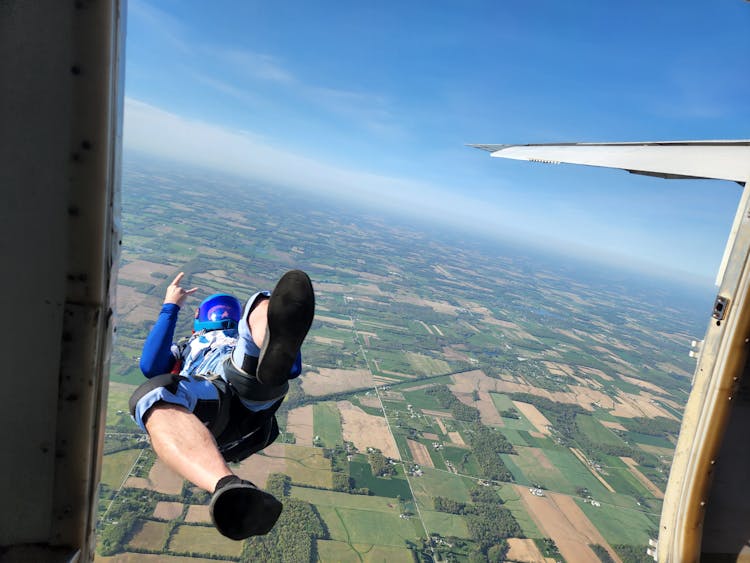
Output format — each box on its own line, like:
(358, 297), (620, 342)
(123, 0), (750, 285)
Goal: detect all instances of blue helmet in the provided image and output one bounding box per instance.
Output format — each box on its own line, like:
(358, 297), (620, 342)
(194, 293), (242, 332)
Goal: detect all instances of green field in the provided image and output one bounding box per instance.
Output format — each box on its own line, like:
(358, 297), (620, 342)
(405, 351), (451, 376)
(409, 468), (471, 506)
(421, 510), (470, 538)
(296, 488), (423, 547)
(577, 415), (629, 448)
(105, 382), (138, 428)
(626, 431), (674, 449)
(168, 524), (244, 557)
(314, 402), (343, 447)
(498, 427), (530, 446)
(316, 540), (415, 563)
(291, 486), (401, 511)
(500, 446), (571, 492)
(276, 445), (333, 489)
(489, 393), (536, 432)
(402, 388), (445, 412)
(350, 460), (412, 499)
(441, 446), (481, 475)
(576, 498), (656, 546)
(541, 446), (614, 497)
(496, 484), (541, 538)
(599, 455), (655, 499)
(101, 449), (141, 488)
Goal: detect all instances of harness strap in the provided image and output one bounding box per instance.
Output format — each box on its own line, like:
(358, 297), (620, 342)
(223, 357), (288, 402)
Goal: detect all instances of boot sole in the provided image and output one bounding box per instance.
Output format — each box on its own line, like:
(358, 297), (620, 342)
(210, 481), (283, 540)
(257, 270), (315, 386)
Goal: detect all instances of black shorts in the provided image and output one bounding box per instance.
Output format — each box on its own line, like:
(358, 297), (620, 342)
(129, 373), (282, 463)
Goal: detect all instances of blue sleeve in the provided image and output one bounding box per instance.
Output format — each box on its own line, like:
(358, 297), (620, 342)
(140, 303), (180, 378)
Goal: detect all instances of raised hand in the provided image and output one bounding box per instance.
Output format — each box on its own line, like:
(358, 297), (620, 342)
(164, 272), (198, 307)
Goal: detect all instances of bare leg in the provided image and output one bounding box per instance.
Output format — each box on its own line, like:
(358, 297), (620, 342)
(145, 403), (232, 492)
(248, 297), (269, 348)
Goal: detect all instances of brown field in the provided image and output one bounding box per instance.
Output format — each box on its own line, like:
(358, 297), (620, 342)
(600, 420), (627, 432)
(552, 328), (585, 341)
(569, 448), (615, 493)
(380, 369), (416, 378)
(119, 260), (175, 283)
(571, 374), (602, 389)
(358, 395), (382, 409)
(153, 501), (183, 520)
(421, 409), (454, 419)
(338, 401), (399, 459)
(169, 525), (244, 558)
(315, 314), (354, 327)
(394, 293), (461, 315)
(566, 385), (619, 411)
(579, 366), (614, 381)
(301, 367), (373, 396)
(128, 520), (169, 551)
(512, 401), (552, 436)
(506, 537), (547, 562)
(407, 439), (434, 468)
(638, 443), (674, 457)
(515, 486), (621, 563)
(423, 432), (440, 440)
(373, 375), (402, 385)
(233, 443), (287, 488)
(442, 345), (472, 362)
(610, 391), (678, 420)
(434, 417), (448, 434)
(448, 431), (466, 446)
(185, 505), (211, 523)
(95, 553), (219, 562)
(544, 361), (574, 376)
(126, 459), (183, 495)
(620, 457), (664, 499)
(382, 390), (405, 401)
(657, 361), (692, 377)
(454, 390), (504, 426)
(287, 405), (314, 446)
(619, 375), (666, 395)
(311, 335), (345, 345)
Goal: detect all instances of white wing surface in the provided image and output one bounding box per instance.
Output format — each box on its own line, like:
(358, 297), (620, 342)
(470, 141), (750, 183)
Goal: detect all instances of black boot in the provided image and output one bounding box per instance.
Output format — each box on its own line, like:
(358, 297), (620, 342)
(257, 270), (315, 386)
(209, 475), (283, 540)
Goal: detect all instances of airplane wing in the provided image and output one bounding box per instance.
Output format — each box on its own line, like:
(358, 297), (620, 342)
(470, 141), (750, 183)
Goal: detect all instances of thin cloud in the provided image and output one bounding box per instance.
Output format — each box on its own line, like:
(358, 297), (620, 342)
(128, 0), (190, 53)
(123, 97), (519, 233)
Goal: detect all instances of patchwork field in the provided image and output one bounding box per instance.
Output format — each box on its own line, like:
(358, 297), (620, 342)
(314, 402), (344, 447)
(168, 525), (244, 558)
(338, 401), (399, 458)
(126, 459), (183, 495)
(101, 450), (142, 489)
(302, 368), (374, 396)
(234, 443), (287, 488)
(287, 404), (315, 446)
(316, 540), (414, 563)
(128, 520), (169, 551)
(153, 501), (183, 520)
(100, 168), (696, 562)
(515, 486), (619, 563)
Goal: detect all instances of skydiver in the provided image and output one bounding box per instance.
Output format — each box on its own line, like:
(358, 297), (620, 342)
(129, 269), (315, 540)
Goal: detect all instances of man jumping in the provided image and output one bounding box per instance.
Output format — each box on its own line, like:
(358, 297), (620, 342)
(129, 269), (315, 540)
